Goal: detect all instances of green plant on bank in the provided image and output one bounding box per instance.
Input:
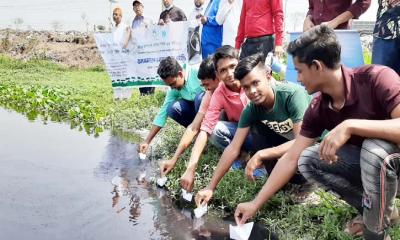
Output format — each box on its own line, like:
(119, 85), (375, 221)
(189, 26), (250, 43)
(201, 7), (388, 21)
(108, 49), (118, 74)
(0, 55), (398, 239)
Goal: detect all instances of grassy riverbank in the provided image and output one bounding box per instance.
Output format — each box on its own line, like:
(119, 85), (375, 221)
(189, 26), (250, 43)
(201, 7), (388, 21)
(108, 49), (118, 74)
(0, 55), (398, 239)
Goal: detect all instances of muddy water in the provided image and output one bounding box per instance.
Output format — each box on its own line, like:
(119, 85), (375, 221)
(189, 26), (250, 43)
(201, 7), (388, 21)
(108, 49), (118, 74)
(0, 108), (277, 240)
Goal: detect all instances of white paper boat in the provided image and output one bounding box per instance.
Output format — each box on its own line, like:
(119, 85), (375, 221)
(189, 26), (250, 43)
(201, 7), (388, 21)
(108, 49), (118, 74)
(229, 222), (254, 240)
(194, 204), (207, 218)
(139, 153), (146, 160)
(181, 188), (193, 202)
(156, 176), (167, 187)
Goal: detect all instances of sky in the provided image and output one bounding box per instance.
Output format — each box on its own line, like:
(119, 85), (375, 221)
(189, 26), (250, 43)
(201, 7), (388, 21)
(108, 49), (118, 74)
(0, 0), (378, 31)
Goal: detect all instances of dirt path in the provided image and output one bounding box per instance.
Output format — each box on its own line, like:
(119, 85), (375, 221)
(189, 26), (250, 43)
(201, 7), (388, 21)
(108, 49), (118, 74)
(0, 29), (103, 69)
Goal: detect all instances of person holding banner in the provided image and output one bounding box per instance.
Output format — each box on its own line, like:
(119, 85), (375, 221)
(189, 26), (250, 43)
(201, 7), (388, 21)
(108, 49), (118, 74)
(111, 7), (131, 100)
(131, 0), (155, 95)
(195, 53), (313, 208)
(303, 0), (371, 32)
(234, 25), (400, 240)
(159, 0), (187, 25)
(112, 7), (131, 49)
(139, 57), (204, 155)
(159, 57), (220, 180)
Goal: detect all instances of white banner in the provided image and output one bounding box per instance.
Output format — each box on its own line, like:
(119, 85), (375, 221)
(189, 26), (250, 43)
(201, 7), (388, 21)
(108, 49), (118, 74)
(95, 22), (189, 88)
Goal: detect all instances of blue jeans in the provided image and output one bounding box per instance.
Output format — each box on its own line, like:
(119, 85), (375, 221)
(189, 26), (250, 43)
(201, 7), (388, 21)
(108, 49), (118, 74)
(372, 37), (400, 74)
(167, 91), (205, 127)
(209, 121), (253, 151)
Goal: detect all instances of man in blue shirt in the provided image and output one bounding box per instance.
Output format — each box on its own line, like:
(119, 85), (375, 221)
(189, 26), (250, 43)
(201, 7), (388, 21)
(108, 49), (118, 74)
(199, 0), (223, 59)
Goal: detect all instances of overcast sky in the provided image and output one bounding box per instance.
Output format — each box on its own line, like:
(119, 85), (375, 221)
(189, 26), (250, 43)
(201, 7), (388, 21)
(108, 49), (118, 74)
(0, 0), (378, 31)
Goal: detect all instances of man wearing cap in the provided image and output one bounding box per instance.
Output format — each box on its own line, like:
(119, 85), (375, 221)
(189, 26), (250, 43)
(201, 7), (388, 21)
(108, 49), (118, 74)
(132, 1), (152, 30)
(132, 0), (155, 95)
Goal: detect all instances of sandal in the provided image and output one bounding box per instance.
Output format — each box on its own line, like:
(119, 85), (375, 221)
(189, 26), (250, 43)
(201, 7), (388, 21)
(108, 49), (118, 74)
(291, 182), (319, 204)
(344, 206), (399, 237)
(344, 215), (364, 237)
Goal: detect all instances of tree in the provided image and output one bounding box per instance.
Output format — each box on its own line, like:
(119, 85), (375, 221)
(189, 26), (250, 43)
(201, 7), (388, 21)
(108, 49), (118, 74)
(13, 18), (24, 30)
(97, 25), (106, 31)
(51, 21), (63, 32)
(81, 12), (90, 33)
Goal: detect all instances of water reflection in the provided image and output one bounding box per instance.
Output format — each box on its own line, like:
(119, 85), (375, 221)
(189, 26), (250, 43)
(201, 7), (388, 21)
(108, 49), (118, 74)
(94, 135), (279, 239)
(0, 108), (277, 240)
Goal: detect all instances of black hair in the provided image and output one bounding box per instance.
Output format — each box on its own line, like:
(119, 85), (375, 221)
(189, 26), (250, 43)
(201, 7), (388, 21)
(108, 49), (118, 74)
(234, 53), (267, 81)
(157, 57), (182, 80)
(213, 45), (239, 70)
(287, 25), (341, 69)
(198, 57), (216, 80)
(132, 1), (141, 6)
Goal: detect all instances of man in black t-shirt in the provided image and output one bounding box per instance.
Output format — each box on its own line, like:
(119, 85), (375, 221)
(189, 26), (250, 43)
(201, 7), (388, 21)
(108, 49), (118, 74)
(159, 0), (187, 25)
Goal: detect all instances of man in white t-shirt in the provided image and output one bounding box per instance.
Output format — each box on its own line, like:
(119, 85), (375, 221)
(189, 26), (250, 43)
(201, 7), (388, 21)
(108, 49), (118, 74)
(216, 0), (243, 47)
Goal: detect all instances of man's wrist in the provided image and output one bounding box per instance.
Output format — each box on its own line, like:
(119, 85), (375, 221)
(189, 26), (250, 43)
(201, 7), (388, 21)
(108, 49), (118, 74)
(251, 197), (263, 210)
(344, 119), (355, 136)
(206, 183), (216, 192)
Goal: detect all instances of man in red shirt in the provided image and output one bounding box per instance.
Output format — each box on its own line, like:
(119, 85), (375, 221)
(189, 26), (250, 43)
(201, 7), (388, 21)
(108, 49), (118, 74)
(235, 0), (284, 59)
(234, 25), (400, 240)
(303, 0), (371, 31)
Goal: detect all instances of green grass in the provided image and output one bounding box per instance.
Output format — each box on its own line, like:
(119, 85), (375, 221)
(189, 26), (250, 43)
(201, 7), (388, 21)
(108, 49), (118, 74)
(0, 55), (398, 239)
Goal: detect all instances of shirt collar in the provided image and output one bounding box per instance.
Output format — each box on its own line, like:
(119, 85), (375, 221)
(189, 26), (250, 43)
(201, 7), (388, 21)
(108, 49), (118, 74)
(165, 5), (174, 11)
(341, 65), (357, 107)
(134, 15), (144, 21)
(220, 82), (243, 97)
(321, 65), (357, 109)
(195, 6), (203, 11)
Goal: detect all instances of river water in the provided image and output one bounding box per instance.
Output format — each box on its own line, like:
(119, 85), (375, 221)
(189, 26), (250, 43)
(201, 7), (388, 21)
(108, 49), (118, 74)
(0, 108), (277, 240)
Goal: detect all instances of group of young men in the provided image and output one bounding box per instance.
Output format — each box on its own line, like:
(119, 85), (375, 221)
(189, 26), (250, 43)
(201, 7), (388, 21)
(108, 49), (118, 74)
(106, 0), (400, 239)
(137, 23), (400, 240)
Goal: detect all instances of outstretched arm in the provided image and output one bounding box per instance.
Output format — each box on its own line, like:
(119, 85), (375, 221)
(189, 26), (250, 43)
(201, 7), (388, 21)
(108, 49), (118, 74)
(235, 135), (315, 225)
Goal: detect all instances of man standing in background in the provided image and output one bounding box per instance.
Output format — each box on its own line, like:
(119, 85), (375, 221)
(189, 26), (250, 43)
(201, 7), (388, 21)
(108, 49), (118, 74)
(159, 0), (187, 25)
(216, 0), (243, 47)
(303, 0), (371, 31)
(372, 0), (400, 74)
(131, 0), (155, 95)
(199, 0), (223, 59)
(235, 0), (284, 59)
(188, 0), (207, 64)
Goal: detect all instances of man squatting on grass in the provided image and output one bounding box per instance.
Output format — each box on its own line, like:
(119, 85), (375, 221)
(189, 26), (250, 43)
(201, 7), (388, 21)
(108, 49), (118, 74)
(161, 45), (256, 192)
(139, 57), (204, 155)
(158, 57), (220, 180)
(195, 53), (313, 207)
(233, 25), (400, 240)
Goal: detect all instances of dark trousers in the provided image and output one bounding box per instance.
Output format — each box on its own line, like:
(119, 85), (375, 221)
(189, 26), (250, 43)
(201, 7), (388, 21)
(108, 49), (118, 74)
(251, 122), (306, 184)
(298, 139), (400, 240)
(239, 35), (274, 60)
(166, 91), (204, 127)
(139, 87), (155, 95)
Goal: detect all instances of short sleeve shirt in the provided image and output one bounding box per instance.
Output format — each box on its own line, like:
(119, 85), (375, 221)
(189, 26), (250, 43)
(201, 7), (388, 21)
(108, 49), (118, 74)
(300, 65), (400, 145)
(152, 65), (204, 127)
(239, 82), (311, 140)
